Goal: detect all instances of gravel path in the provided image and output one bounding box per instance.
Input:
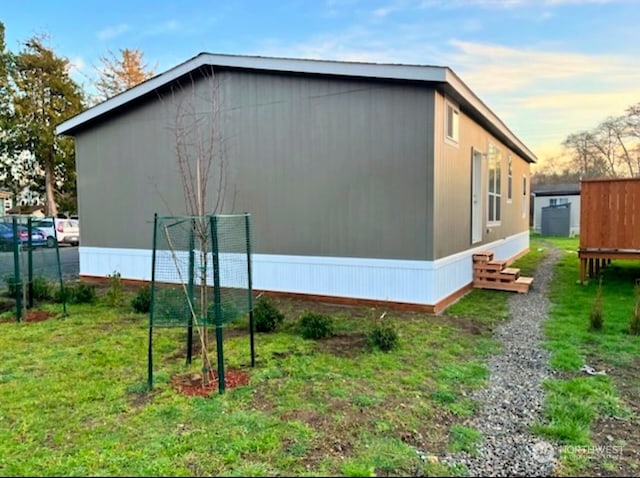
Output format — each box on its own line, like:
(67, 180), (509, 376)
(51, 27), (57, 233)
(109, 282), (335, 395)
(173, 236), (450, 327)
(443, 246), (561, 476)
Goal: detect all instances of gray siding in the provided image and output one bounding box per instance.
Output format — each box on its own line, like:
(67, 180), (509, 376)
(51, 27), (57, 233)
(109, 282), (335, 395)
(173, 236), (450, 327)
(75, 71), (436, 261)
(432, 92), (530, 259)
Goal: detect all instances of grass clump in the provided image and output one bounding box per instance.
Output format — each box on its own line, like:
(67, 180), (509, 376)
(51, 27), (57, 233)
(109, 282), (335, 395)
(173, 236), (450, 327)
(589, 275), (604, 331)
(629, 281), (640, 336)
(299, 311), (334, 340)
(31, 276), (53, 301)
(253, 295), (284, 332)
(105, 271), (124, 307)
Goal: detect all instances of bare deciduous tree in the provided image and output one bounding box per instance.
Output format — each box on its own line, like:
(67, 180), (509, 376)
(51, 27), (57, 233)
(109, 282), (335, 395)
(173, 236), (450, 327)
(159, 67), (231, 386)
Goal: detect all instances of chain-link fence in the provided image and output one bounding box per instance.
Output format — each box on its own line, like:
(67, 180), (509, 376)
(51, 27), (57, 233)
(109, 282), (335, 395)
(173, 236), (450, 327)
(0, 216), (67, 321)
(148, 213), (254, 393)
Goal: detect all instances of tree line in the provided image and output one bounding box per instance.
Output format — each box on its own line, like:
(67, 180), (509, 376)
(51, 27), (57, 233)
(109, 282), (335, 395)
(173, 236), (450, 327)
(0, 21), (154, 216)
(533, 102), (640, 185)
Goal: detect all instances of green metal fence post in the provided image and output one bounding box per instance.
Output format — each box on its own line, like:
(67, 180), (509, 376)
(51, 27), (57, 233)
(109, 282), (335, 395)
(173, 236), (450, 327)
(245, 213), (255, 368)
(54, 234), (67, 316)
(148, 213), (159, 390)
(186, 218), (195, 365)
(210, 215), (225, 394)
(12, 217), (22, 322)
(27, 217), (33, 309)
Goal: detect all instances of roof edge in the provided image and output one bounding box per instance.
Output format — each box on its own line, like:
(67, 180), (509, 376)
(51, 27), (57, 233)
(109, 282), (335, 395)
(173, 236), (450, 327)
(56, 52), (536, 163)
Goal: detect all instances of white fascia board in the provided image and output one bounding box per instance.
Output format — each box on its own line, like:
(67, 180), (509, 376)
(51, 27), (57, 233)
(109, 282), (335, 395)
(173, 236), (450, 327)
(445, 69), (537, 164)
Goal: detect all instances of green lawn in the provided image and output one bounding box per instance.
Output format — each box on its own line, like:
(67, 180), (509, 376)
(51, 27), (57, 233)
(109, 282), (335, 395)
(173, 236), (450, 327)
(531, 234), (640, 475)
(0, 280), (509, 477)
(3, 234), (636, 476)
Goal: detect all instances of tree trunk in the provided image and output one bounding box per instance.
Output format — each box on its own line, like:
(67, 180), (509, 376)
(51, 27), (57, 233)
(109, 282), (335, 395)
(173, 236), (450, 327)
(44, 153), (58, 217)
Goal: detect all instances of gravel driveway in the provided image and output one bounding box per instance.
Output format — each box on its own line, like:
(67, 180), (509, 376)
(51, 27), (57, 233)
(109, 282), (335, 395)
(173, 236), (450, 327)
(443, 246), (562, 476)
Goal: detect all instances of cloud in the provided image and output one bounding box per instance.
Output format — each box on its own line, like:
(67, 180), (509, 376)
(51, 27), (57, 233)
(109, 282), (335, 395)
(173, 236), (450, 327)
(145, 20), (181, 36)
(421, 0), (626, 7)
(96, 23), (130, 41)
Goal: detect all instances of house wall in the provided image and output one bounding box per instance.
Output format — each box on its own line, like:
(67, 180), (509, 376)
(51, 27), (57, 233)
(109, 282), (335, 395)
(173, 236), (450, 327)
(75, 70), (435, 260)
(533, 194), (580, 236)
(71, 69), (531, 308)
(432, 92), (530, 259)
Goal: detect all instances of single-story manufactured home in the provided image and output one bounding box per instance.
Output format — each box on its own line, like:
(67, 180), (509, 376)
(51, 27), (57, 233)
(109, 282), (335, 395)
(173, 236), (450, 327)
(532, 183), (581, 236)
(56, 53), (536, 313)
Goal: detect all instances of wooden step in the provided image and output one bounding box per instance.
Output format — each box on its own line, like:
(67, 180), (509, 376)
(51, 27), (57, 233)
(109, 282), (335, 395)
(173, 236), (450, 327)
(473, 259), (507, 272)
(473, 251), (494, 262)
(473, 275), (533, 294)
(474, 268), (521, 282)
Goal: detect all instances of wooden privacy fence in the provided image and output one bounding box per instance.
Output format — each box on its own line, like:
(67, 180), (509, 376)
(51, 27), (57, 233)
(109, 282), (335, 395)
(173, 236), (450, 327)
(579, 178), (640, 282)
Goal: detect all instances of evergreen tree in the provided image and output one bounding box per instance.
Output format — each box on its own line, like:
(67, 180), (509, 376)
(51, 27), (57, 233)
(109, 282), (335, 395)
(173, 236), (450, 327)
(11, 35), (84, 216)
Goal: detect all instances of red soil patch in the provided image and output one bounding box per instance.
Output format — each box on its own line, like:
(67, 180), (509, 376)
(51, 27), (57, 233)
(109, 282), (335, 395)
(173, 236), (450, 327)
(171, 369), (251, 397)
(23, 310), (55, 322)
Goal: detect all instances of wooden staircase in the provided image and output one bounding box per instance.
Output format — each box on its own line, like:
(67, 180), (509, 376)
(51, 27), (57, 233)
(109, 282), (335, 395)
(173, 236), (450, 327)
(472, 251), (533, 294)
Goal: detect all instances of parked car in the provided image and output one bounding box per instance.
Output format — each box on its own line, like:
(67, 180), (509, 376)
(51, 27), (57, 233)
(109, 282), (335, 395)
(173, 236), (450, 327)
(31, 217), (80, 247)
(0, 222), (47, 251)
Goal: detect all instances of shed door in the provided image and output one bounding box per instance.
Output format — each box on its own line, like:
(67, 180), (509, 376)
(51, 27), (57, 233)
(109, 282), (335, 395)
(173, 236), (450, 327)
(471, 149), (483, 244)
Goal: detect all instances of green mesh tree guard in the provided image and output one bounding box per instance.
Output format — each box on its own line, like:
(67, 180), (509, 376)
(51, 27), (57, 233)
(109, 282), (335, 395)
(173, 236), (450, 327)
(148, 213), (254, 393)
(150, 214), (253, 327)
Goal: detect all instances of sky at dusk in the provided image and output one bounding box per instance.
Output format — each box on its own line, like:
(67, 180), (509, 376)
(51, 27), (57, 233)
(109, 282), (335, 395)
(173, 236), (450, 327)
(2, 0), (640, 166)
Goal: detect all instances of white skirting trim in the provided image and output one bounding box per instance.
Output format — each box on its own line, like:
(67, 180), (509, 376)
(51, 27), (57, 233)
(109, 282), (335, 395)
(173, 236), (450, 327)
(79, 231), (529, 306)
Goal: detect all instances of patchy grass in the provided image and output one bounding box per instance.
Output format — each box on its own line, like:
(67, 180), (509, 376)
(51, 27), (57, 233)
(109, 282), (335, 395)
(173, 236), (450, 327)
(533, 235), (640, 476)
(0, 280), (513, 477)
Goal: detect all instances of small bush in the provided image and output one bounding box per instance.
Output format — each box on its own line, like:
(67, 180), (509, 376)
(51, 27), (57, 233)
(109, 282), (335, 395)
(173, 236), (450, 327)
(630, 283), (640, 336)
(253, 295), (284, 332)
(105, 271), (124, 307)
(4, 275), (19, 297)
(31, 276), (52, 301)
(131, 285), (151, 314)
(589, 276), (604, 331)
(299, 311), (334, 340)
(55, 283), (96, 304)
(368, 321), (399, 352)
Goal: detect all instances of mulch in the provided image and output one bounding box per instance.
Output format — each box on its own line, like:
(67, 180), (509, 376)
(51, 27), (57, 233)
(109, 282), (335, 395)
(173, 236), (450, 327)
(171, 369), (251, 397)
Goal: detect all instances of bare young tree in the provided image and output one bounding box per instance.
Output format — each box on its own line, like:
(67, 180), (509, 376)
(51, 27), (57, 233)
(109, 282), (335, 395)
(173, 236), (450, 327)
(160, 66), (231, 386)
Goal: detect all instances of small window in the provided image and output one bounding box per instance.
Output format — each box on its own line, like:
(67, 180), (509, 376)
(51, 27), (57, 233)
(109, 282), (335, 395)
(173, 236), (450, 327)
(445, 101), (459, 144)
(549, 197), (568, 206)
(507, 156), (513, 203)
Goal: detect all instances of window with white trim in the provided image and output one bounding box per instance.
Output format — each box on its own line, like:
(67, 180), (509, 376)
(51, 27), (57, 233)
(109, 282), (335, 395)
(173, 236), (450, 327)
(507, 155), (513, 203)
(487, 143), (502, 224)
(445, 101), (459, 144)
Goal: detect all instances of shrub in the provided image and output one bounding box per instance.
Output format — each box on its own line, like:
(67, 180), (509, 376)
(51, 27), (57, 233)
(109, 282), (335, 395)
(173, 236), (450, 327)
(368, 320), (399, 352)
(131, 285), (151, 314)
(105, 271), (124, 307)
(4, 275), (19, 297)
(55, 283), (96, 304)
(253, 295), (284, 332)
(31, 276), (52, 301)
(299, 311), (334, 340)
(630, 282), (640, 336)
(589, 276), (604, 331)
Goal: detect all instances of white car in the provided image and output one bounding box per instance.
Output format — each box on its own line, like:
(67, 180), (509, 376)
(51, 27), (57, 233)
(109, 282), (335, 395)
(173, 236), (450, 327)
(31, 217), (80, 247)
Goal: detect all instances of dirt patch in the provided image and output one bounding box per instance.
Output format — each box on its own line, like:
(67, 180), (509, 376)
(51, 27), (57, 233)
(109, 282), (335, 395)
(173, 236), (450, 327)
(171, 369), (250, 397)
(582, 357), (640, 476)
(23, 310), (55, 322)
(314, 333), (369, 357)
